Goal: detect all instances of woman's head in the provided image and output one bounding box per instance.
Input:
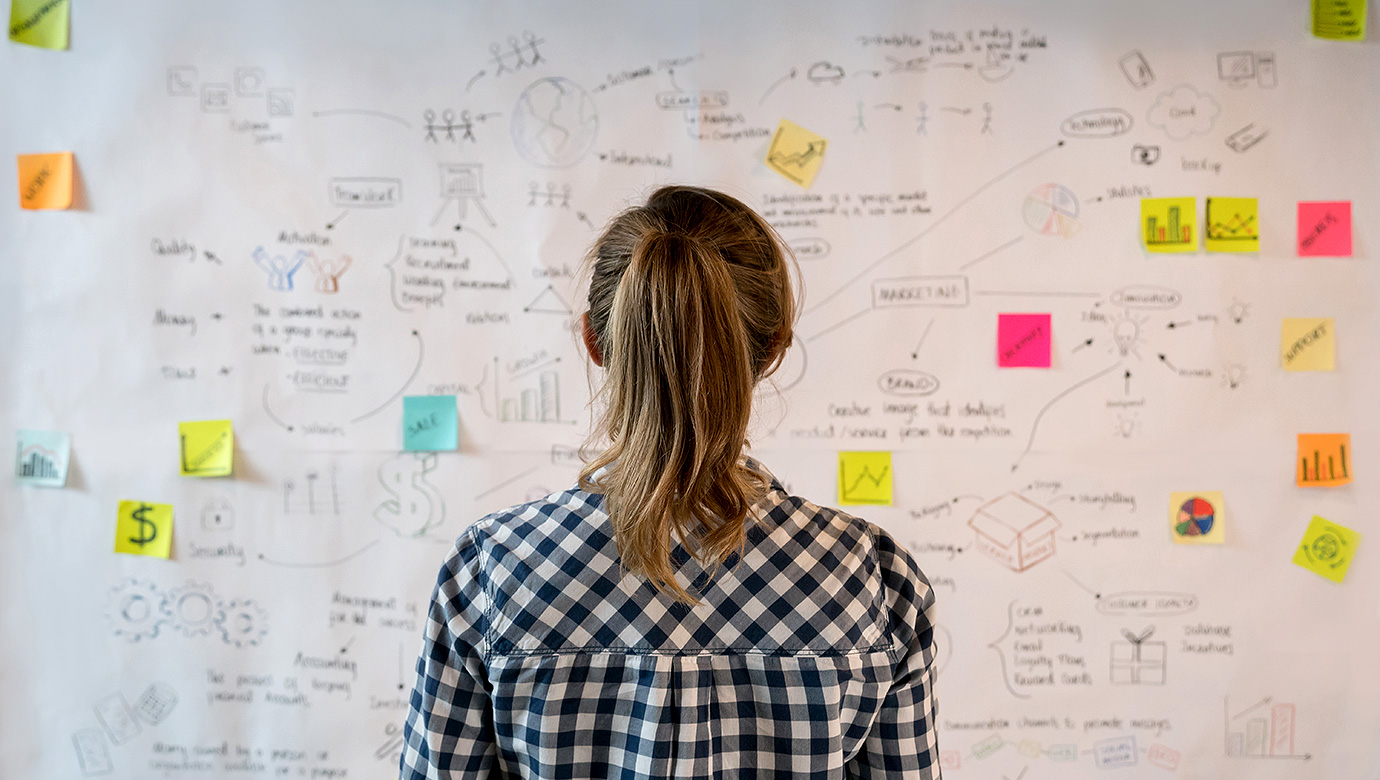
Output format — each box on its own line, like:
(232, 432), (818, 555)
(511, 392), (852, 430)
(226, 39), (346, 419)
(579, 185), (796, 603)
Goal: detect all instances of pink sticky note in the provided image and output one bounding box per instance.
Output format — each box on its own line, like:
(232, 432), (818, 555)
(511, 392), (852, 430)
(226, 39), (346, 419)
(1297, 202), (1352, 257)
(997, 313), (1052, 367)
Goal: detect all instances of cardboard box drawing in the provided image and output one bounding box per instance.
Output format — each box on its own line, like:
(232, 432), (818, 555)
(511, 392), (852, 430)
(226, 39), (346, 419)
(968, 492), (1061, 571)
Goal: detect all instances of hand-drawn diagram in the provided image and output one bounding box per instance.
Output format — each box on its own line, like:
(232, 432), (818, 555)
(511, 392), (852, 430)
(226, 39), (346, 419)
(968, 493), (1060, 572)
(434, 163), (496, 228)
(1217, 51), (1276, 89)
(253, 247), (307, 291)
(1224, 696), (1310, 760)
(306, 252), (352, 293)
(511, 77), (599, 168)
(71, 728), (113, 776)
(1110, 627), (1166, 684)
(1146, 84), (1220, 140)
(94, 694), (141, 745)
(523, 284), (573, 315)
(200, 496), (236, 530)
(106, 579), (267, 648)
(1119, 50), (1155, 89)
(374, 452), (445, 537)
(1021, 183), (1080, 237)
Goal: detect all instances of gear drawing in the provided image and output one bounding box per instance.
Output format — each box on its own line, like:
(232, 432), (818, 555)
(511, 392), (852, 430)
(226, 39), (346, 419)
(161, 581), (222, 637)
(108, 580), (167, 642)
(215, 599), (268, 648)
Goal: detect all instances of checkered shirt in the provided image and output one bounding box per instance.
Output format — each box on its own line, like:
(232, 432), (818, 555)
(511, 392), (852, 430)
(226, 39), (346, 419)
(399, 461), (939, 779)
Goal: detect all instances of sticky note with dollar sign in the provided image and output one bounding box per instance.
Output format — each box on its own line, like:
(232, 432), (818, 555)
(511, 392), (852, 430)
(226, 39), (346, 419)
(115, 500), (174, 559)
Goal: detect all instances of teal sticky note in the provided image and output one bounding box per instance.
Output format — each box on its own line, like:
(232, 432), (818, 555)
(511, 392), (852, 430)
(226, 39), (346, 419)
(15, 429), (70, 487)
(403, 396), (458, 451)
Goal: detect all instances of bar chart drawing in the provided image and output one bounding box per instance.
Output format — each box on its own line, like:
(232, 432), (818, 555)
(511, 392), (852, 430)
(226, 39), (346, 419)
(1223, 696), (1310, 760)
(1146, 206), (1191, 247)
(15, 444), (61, 480)
(494, 357), (564, 423)
(1297, 433), (1351, 486)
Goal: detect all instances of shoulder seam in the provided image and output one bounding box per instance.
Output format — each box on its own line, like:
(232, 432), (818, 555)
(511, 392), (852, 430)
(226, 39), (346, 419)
(859, 519), (901, 666)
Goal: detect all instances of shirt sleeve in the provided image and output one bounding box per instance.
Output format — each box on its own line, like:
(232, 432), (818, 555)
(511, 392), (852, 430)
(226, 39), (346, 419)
(400, 527), (500, 779)
(848, 527), (940, 779)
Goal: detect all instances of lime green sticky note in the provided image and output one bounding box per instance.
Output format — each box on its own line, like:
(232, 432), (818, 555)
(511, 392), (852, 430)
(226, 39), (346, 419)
(115, 500), (174, 558)
(1312, 0), (1367, 41)
(1205, 197), (1259, 252)
(1141, 197), (1196, 253)
(1292, 515), (1361, 582)
(9, 0), (70, 50)
(179, 419), (233, 477)
(838, 451), (893, 505)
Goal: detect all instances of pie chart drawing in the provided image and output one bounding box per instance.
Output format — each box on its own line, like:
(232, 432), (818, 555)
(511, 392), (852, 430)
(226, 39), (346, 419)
(1175, 496), (1216, 537)
(1022, 183), (1082, 238)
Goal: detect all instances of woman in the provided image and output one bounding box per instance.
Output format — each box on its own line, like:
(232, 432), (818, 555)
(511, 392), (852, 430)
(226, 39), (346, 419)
(400, 185), (939, 778)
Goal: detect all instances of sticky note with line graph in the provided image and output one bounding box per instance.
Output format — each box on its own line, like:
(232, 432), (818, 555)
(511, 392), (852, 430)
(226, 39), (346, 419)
(1204, 197), (1259, 252)
(1297, 433), (1353, 487)
(178, 419), (234, 477)
(838, 451), (893, 506)
(765, 119), (828, 188)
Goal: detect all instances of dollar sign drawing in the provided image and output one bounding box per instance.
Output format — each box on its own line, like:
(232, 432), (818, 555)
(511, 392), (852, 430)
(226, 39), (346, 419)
(374, 453), (444, 537)
(128, 503), (158, 549)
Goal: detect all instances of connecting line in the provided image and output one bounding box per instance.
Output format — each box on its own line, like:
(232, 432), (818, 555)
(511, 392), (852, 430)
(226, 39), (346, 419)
(803, 139), (1066, 317)
(959, 235), (1024, 271)
(311, 109), (412, 128)
(1011, 362), (1122, 472)
(804, 306), (871, 343)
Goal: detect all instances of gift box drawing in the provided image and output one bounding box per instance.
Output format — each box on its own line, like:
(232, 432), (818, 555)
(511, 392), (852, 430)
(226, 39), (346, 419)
(1110, 627), (1166, 685)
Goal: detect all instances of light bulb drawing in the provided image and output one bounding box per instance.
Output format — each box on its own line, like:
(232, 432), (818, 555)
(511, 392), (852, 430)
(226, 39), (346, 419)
(1109, 313), (1149, 358)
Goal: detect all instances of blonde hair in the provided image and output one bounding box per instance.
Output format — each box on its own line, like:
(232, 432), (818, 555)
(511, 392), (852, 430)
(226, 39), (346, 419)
(579, 185), (796, 604)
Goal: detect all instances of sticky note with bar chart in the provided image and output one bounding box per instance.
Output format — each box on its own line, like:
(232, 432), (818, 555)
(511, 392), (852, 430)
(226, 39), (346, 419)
(1141, 197), (1196, 253)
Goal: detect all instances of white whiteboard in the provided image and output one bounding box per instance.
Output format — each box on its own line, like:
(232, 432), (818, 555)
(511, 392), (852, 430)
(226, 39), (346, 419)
(2, 1), (1379, 777)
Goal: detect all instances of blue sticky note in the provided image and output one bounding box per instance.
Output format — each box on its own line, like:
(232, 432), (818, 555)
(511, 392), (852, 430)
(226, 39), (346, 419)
(403, 396), (458, 451)
(15, 429), (70, 487)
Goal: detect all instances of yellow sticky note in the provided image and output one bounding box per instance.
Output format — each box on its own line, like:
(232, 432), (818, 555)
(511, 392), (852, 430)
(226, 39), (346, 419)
(1312, 0), (1367, 41)
(1281, 317), (1335, 372)
(839, 451), (892, 505)
(1141, 197), (1196, 253)
(115, 500), (174, 558)
(1205, 197), (1259, 252)
(1297, 433), (1353, 487)
(8, 0), (69, 49)
(16, 151), (73, 209)
(1293, 515), (1361, 582)
(179, 419), (233, 477)
(1169, 491), (1225, 545)
(765, 119), (828, 188)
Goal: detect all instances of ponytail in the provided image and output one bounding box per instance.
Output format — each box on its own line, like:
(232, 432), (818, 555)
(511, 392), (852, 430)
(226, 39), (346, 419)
(579, 186), (795, 604)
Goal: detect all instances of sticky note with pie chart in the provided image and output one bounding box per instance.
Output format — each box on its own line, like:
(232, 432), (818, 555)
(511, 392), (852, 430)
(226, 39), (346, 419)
(1141, 197), (1196, 253)
(1170, 491), (1225, 545)
(1292, 515), (1361, 583)
(765, 119), (828, 188)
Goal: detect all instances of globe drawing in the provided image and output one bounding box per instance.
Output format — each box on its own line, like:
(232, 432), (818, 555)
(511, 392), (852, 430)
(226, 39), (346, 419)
(510, 77), (599, 168)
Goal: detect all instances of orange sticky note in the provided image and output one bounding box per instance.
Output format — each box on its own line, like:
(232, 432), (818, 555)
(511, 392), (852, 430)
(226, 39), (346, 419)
(17, 151), (73, 209)
(1297, 433), (1353, 487)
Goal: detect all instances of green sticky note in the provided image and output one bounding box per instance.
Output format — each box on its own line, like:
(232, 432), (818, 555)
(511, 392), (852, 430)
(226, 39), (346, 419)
(115, 500), (174, 559)
(1292, 515), (1361, 583)
(403, 395), (458, 451)
(1312, 0), (1367, 41)
(179, 419), (233, 477)
(838, 451), (893, 505)
(9, 0), (69, 49)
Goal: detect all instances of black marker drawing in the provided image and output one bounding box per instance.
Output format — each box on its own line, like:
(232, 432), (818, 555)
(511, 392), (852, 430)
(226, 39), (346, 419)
(375, 452), (445, 537)
(1109, 626), (1165, 684)
(166, 66), (196, 97)
(1118, 50), (1154, 89)
(511, 77), (599, 168)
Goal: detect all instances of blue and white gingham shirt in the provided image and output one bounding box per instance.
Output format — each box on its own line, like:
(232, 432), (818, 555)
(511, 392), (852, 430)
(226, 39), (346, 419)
(400, 460), (939, 779)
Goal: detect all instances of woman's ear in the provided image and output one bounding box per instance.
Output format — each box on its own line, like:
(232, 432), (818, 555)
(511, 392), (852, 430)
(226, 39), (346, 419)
(582, 312), (604, 367)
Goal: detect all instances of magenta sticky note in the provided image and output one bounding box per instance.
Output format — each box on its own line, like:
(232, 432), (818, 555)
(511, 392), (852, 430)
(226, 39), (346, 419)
(1297, 202), (1352, 257)
(997, 313), (1052, 368)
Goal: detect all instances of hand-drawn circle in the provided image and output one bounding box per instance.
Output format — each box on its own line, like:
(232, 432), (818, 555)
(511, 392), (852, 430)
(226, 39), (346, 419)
(511, 77), (599, 168)
(786, 237), (832, 260)
(1311, 533), (1341, 561)
(1109, 285), (1182, 310)
(877, 369), (940, 397)
(1022, 183), (1081, 237)
(1060, 108), (1134, 138)
(109, 580), (166, 642)
(1174, 496), (1216, 538)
